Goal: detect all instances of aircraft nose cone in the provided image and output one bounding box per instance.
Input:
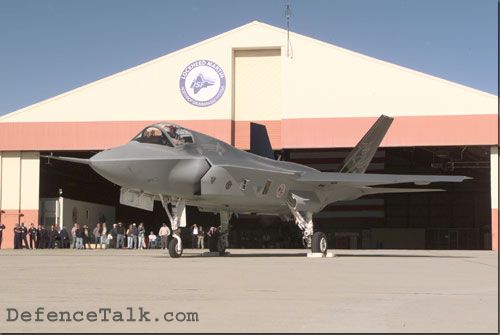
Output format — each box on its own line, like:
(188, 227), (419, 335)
(89, 149), (130, 186)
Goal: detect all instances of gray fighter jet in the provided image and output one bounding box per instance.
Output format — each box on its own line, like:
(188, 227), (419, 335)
(44, 115), (469, 257)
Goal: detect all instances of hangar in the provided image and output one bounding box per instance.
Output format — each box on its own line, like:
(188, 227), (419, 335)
(0, 21), (497, 250)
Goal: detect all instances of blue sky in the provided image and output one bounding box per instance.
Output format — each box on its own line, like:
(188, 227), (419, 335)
(0, 0), (497, 116)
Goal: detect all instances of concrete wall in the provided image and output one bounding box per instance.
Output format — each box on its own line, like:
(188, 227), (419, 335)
(0, 151), (40, 249)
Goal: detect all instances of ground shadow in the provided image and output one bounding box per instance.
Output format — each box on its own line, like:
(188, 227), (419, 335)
(334, 254), (474, 258)
(151, 252), (307, 258)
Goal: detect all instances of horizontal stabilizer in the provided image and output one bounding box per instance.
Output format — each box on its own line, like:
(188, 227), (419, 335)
(298, 171), (470, 186)
(41, 155), (91, 165)
(360, 187), (444, 196)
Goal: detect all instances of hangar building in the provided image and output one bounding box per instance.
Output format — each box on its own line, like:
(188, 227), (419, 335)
(0, 21), (497, 250)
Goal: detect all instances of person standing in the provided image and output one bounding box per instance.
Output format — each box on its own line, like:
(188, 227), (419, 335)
(101, 222), (108, 249)
(83, 224), (91, 249)
(71, 223), (78, 249)
(59, 226), (70, 248)
(49, 225), (59, 249)
(116, 222), (125, 249)
(93, 223), (102, 249)
(191, 224), (199, 249)
(132, 223), (139, 249)
(38, 225), (48, 249)
(75, 224), (84, 249)
(13, 223), (22, 249)
(0, 221), (5, 249)
(110, 223), (118, 248)
(138, 223), (145, 250)
(126, 224), (133, 249)
(197, 226), (205, 249)
(159, 223), (171, 249)
(28, 223), (37, 249)
(20, 222), (29, 249)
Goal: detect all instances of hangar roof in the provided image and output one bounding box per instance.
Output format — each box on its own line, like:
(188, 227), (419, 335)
(0, 21), (497, 151)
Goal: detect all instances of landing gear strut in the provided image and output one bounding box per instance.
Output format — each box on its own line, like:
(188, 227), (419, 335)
(287, 202), (328, 256)
(217, 211), (231, 256)
(207, 211), (232, 256)
(160, 195), (185, 258)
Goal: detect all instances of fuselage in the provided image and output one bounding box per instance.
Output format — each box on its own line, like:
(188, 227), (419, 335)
(89, 123), (319, 215)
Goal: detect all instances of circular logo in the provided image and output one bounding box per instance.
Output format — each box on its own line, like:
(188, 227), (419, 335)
(276, 184), (287, 198)
(179, 60), (226, 107)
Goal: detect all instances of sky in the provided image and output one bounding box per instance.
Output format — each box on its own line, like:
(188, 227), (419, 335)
(0, 0), (497, 116)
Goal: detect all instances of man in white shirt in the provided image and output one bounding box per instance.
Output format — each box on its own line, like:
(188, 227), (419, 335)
(158, 223), (171, 249)
(191, 224), (199, 249)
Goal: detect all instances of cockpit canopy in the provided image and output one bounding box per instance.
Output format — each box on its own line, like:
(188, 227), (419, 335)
(132, 123), (195, 147)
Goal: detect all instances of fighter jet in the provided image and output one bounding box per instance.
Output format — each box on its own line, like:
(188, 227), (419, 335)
(44, 115), (469, 258)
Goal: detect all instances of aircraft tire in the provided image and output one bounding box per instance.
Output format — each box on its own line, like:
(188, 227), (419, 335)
(311, 232), (328, 255)
(208, 236), (218, 252)
(168, 238), (182, 258)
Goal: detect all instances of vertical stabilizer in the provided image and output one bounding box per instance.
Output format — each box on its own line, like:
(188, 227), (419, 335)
(338, 115), (393, 173)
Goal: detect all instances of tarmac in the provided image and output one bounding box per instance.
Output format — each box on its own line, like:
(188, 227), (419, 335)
(0, 248), (497, 333)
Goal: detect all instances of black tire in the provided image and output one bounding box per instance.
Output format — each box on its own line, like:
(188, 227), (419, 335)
(168, 238), (182, 258)
(208, 236), (218, 252)
(311, 232), (328, 255)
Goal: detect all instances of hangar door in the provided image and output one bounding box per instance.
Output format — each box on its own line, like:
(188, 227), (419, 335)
(233, 49), (281, 148)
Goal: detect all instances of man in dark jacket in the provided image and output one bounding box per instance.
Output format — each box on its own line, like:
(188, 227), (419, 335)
(110, 224), (118, 248)
(28, 223), (37, 249)
(59, 227), (70, 248)
(13, 223), (22, 249)
(38, 225), (48, 249)
(116, 223), (125, 249)
(20, 222), (29, 249)
(0, 221), (5, 249)
(49, 225), (60, 249)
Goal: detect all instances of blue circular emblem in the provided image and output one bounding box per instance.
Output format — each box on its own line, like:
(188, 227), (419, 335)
(179, 60), (226, 107)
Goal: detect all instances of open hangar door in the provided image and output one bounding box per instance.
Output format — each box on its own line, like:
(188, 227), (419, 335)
(285, 146), (491, 250)
(39, 151), (166, 235)
(39, 151), (221, 245)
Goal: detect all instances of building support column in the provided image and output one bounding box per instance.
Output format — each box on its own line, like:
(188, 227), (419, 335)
(491, 146), (498, 251)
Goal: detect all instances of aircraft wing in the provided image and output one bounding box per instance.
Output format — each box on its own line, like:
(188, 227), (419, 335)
(297, 171), (470, 186)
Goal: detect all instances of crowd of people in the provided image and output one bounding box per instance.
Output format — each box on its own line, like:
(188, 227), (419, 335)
(0, 220), (223, 250)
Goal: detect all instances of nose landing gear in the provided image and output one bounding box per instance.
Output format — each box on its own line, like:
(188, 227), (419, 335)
(159, 194), (186, 258)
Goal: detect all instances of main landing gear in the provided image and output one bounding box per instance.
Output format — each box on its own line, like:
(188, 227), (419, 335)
(208, 211), (231, 256)
(287, 203), (328, 256)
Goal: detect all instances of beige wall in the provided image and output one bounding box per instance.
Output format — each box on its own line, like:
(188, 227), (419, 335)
(0, 151), (39, 211)
(234, 49), (282, 121)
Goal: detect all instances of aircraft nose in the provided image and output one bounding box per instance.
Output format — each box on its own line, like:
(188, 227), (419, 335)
(89, 148), (132, 186)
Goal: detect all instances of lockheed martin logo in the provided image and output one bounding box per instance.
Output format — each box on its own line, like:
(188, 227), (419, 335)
(179, 60), (226, 107)
(190, 73), (214, 94)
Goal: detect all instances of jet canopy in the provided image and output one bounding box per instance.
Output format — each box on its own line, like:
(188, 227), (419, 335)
(132, 123), (195, 147)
